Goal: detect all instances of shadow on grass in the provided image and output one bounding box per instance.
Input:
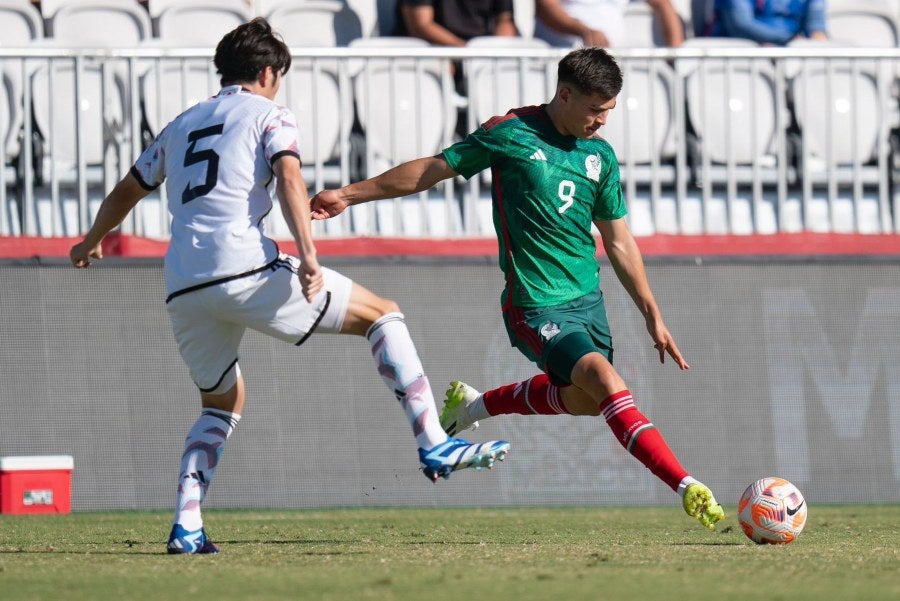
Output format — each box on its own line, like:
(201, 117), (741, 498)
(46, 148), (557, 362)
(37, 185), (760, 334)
(670, 541), (745, 547)
(0, 538), (369, 556)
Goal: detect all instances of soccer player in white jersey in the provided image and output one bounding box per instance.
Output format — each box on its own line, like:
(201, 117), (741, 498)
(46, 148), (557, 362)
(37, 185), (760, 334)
(69, 18), (509, 555)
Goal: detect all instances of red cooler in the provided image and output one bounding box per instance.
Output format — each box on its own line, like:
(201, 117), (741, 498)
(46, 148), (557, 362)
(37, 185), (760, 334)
(0, 455), (74, 514)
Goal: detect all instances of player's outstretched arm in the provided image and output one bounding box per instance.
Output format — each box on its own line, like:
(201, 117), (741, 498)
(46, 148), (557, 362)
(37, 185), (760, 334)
(274, 156), (323, 303)
(310, 155), (459, 220)
(596, 217), (690, 370)
(70, 173), (150, 268)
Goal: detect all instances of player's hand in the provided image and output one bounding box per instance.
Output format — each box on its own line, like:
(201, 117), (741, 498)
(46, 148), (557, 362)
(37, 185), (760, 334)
(647, 317), (690, 370)
(581, 28), (611, 48)
(70, 240), (102, 268)
(310, 189), (349, 220)
(299, 254), (324, 303)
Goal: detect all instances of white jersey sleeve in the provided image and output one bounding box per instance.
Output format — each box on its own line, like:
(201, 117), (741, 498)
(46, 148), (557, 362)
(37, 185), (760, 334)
(263, 105), (301, 167)
(131, 86), (304, 297)
(131, 124), (170, 191)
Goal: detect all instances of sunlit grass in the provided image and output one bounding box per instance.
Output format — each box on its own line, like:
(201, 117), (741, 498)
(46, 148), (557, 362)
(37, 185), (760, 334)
(0, 506), (897, 600)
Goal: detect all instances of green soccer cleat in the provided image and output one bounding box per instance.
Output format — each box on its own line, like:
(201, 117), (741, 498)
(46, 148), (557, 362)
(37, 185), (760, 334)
(683, 483), (726, 530)
(440, 381), (481, 436)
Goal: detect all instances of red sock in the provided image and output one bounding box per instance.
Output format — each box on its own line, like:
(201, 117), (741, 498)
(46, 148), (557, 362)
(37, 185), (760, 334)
(482, 374), (571, 416)
(600, 390), (688, 491)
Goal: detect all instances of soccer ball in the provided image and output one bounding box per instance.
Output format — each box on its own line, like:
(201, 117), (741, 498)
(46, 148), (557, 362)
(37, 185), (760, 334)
(738, 477), (807, 544)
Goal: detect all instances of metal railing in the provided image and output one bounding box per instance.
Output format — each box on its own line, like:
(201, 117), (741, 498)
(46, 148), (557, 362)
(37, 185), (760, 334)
(1, 45), (899, 238)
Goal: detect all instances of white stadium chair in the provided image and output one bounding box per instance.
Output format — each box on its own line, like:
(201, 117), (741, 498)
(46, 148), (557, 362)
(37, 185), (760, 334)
(139, 55), (219, 138)
(826, 0), (900, 48)
(43, 0), (152, 46)
(345, 0), (379, 37)
(348, 37), (459, 235)
(676, 38), (786, 182)
(35, 2), (150, 217)
(512, 0), (535, 39)
(463, 36), (552, 127)
(621, 2), (674, 48)
(276, 58), (353, 188)
(462, 36), (553, 194)
(785, 39), (899, 183)
(258, 0), (378, 38)
(266, 0), (363, 47)
(601, 58), (679, 183)
(349, 37), (456, 169)
(150, 0), (253, 46)
(0, 0), (42, 43)
(30, 46), (128, 180)
(0, 0), (44, 162)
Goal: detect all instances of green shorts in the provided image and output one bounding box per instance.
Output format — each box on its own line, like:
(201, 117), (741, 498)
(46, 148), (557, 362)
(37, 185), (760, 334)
(503, 289), (613, 386)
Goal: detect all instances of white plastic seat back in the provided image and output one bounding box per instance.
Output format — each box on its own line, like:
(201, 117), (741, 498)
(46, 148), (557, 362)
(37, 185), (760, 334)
(349, 38), (455, 168)
(621, 2), (661, 48)
(685, 61), (778, 164)
(140, 58), (218, 137)
(346, 0), (378, 37)
(0, 73), (12, 163)
(601, 60), (676, 164)
(677, 38), (779, 165)
(512, 0), (535, 38)
(276, 59), (349, 165)
(0, 0), (43, 158)
(0, 0), (43, 44)
(153, 0), (253, 46)
(464, 36), (552, 127)
(828, 13), (899, 47)
(785, 38), (895, 166)
(41, 3), (147, 167)
(148, 0), (249, 17)
(260, 0), (378, 38)
(791, 62), (883, 165)
(267, 0), (363, 46)
(827, 0), (900, 47)
(47, 1), (152, 46)
(31, 56), (127, 170)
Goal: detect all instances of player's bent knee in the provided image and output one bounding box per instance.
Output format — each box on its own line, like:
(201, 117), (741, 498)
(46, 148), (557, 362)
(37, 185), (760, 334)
(376, 298), (401, 316)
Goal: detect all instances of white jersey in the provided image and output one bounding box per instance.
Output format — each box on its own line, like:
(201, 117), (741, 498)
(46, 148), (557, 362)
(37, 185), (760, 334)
(131, 85), (301, 297)
(533, 0), (630, 48)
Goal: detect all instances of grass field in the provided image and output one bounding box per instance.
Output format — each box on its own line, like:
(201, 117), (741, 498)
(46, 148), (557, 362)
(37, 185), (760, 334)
(1, 505), (898, 600)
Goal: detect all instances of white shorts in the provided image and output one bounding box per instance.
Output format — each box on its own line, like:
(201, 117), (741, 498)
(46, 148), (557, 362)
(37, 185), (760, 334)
(166, 253), (353, 392)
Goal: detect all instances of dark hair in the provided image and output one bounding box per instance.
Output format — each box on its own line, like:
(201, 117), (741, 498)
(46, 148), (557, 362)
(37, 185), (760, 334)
(214, 17), (292, 86)
(557, 47), (623, 100)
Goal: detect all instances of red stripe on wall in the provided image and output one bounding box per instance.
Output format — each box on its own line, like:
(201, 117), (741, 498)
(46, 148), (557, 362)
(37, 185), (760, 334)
(2, 232), (900, 259)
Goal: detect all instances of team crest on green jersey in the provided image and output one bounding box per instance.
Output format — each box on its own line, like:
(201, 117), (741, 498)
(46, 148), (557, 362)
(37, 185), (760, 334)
(539, 321), (561, 341)
(585, 154), (602, 182)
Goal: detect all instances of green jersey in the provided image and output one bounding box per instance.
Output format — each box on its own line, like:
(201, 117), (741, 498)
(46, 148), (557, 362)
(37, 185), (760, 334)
(443, 105), (627, 308)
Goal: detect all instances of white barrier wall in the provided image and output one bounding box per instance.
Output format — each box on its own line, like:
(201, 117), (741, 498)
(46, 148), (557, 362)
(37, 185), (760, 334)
(1, 256), (898, 510)
(1, 47), (900, 239)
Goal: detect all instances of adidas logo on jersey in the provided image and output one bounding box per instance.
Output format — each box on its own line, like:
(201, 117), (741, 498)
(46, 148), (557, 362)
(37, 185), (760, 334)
(529, 149), (547, 161)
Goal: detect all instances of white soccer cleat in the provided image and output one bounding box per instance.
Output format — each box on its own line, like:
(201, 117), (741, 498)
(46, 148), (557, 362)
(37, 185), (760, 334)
(440, 380), (481, 436)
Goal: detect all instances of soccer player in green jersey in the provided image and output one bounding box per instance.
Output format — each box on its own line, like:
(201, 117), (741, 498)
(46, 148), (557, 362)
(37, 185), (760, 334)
(310, 47), (725, 530)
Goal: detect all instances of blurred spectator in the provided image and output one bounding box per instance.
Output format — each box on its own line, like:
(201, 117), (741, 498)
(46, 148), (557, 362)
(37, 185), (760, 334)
(394, 0), (518, 46)
(533, 0), (684, 48)
(704, 0), (828, 45)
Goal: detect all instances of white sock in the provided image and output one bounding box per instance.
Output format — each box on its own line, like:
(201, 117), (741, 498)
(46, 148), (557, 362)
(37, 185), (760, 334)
(367, 312), (449, 449)
(677, 476), (701, 498)
(173, 408), (240, 531)
(468, 394), (489, 420)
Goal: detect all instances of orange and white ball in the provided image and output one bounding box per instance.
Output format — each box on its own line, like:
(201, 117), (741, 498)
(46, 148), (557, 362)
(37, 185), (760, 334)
(738, 477), (807, 544)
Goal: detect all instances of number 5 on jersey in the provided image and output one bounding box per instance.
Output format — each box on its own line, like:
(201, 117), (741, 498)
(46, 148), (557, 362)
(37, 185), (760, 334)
(182, 124), (224, 204)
